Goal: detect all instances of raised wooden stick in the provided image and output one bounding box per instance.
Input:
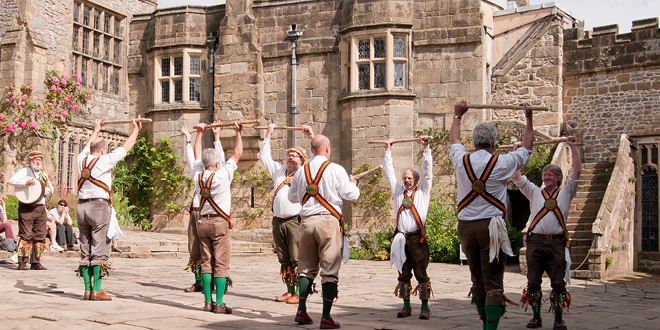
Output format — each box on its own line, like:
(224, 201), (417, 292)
(353, 165), (383, 180)
(499, 137), (576, 149)
(368, 137), (431, 144)
(101, 118), (152, 125)
(467, 103), (549, 111)
(253, 126), (303, 130)
(170, 120), (260, 137)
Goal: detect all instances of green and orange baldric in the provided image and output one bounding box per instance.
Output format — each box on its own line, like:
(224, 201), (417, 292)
(301, 161), (346, 236)
(197, 172), (233, 229)
(457, 154), (506, 217)
(527, 187), (569, 247)
(396, 187), (427, 243)
(272, 170), (295, 210)
(78, 157), (112, 203)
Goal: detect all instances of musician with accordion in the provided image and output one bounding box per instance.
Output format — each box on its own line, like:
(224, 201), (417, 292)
(8, 150), (54, 270)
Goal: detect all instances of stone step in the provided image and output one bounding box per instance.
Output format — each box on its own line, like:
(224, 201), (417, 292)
(568, 209), (599, 219)
(566, 223), (592, 231)
(576, 184), (607, 192)
(582, 162), (615, 170)
(579, 173), (612, 181)
(569, 202), (600, 212)
(575, 191), (607, 199)
(568, 230), (594, 239)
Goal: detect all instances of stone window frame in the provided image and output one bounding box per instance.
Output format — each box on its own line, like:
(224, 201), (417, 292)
(55, 135), (81, 193)
(154, 49), (204, 105)
(635, 137), (660, 253)
(72, 1), (123, 95)
(341, 28), (411, 92)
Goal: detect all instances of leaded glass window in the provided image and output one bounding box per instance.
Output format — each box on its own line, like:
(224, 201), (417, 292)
(161, 58), (170, 77)
(92, 62), (98, 89)
(114, 40), (120, 63)
(57, 139), (64, 186)
(104, 37), (109, 60)
(189, 78), (201, 101)
(394, 62), (405, 87)
(103, 65), (108, 91)
(173, 57), (183, 76)
(347, 67), (351, 90)
(93, 33), (100, 57)
(642, 166), (659, 251)
(114, 18), (120, 36)
(104, 15), (110, 33)
(83, 6), (90, 26)
(81, 59), (87, 86)
(394, 37), (405, 58)
(161, 81), (169, 103)
(358, 64), (369, 90)
(190, 56), (201, 75)
(174, 79), (182, 102)
(67, 139), (75, 191)
(374, 37), (385, 58)
(73, 27), (79, 52)
(94, 10), (100, 30)
(113, 67), (119, 94)
(374, 62), (386, 88)
(74, 3), (80, 23)
(358, 39), (370, 59)
(82, 30), (89, 54)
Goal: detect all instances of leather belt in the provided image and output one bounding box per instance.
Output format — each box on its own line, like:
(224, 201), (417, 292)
(530, 233), (564, 240)
(274, 216), (297, 221)
(78, 198), (110, 204)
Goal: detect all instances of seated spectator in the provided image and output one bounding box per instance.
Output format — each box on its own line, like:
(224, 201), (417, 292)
(0, 194), (18, 263)
(49, 200), (75, 250)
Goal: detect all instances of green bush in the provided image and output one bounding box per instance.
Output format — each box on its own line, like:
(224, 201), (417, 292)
(4, 195), (18, 220)
(350, 225), (395, 260)
(426, 197), (460, 263)
(112, 193), (136, 228)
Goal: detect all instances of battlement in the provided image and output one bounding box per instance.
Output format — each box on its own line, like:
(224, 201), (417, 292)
(564, 17), (660, 75)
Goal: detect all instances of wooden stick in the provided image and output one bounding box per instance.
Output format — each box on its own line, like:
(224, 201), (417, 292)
(353, 165), (383, 180)
(101, 118), (152, 125)
(253, 126), (303, 130)
(192, 119), (258, 130)
(499, 137), (576, 149)
(367, 137), (431, 144)
(467, 103), (549, 111)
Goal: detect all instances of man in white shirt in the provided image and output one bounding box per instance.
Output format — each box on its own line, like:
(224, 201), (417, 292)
(9, 150), (54, 270)
(449, 100), (533, 330)
(288, 134), (360, 329)
(383, 135), (433, 319)
(513, 137), (580, 330)
(192, 122), (243, 314)
(180, 123), (225, 293)
(77, 119), (142, 301)
(258, 123), (314, 304)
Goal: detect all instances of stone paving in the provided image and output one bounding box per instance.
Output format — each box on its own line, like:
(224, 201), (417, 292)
(2, 244), (660, 330)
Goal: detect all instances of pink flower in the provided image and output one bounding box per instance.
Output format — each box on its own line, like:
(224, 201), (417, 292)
(76, 82), (81, 86)
(60, 110), (68, 116)
(37, 109), (42, 116)
(21, 161), (26, 165)
(0, 114), (4, 120)
(10, 158), (15, 163)
(72, 74), (77, 78)
(57, 88), (63, 93)
(63, 97), (70, 102)
(22, 94), (27, 100)
(11, 96), (15, 101)
(3, 99), (7, 102)
(54, 118), (59, 122)
(69, 105), (77, 110)
(14, 118), (19, 122)
(4, 124), (14, 133)
(19, 102), (25, 106)
(48, 110), (54, 116)
(30, 121), (37, 129)
(18, 121), (27, 128)
(50, 85), (56, 91)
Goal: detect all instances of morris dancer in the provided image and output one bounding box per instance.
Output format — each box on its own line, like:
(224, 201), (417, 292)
(193, 122), (243, 314)
(77, 119), (142, 300)
(288, 135), (360, 329)
(449, 100), (533, 329)
(9, 150), (54, 270)
(258, 123), (314, 304)
(181, 123), (225, 293)
(383, 136), (433, 319)
(513, 137), (580, 330)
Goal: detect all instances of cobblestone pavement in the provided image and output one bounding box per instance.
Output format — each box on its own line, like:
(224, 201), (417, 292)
(1, 251), (660, 330)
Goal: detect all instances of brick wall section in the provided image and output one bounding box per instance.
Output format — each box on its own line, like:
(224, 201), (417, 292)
(491, 22), (563, 137)
(563, 18), (660, 163)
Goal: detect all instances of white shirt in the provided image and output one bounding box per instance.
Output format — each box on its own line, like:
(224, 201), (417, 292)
(77, 147), (127, 199)
(515, 175), (580, 235)
(383, 149), (433, 232)
(185, 141), (225, 208)
(288, 155), (360, 217)
(450, 144), (530, 220)
(192, 159), (237, 216)
(8, 167), (54, 205)
(258, 138), (302, 218)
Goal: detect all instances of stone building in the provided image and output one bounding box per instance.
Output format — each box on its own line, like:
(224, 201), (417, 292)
(2, 0), (660, 277)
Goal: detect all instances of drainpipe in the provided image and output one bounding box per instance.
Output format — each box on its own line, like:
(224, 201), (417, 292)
(206, 32), (219, 144)
(287, 25), (302, 148)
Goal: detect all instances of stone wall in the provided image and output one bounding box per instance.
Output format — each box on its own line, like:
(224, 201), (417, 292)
(563, 18), (660, 163)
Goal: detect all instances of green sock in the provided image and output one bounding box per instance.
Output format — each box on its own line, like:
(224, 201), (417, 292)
(92, 265), (102, 292)
(194, 274), (202, 285)
(554, 308), (562, 321)
(403, 300), (411, 307)
(485, 305), (504, 330)
(81, 266), (92, 292)
(286, 281), (296, 295)
(215, 277), (227, 306)
(422, 300), (428, 308)
(321, 282), (337, 320)
(202, 273), (213, 303)
(298, 277), (313, 312)
(474, 299), (486, 329)
(533, 303), (542, 319)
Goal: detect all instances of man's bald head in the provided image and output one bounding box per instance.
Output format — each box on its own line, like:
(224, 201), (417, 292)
(311, 135), (331, 157)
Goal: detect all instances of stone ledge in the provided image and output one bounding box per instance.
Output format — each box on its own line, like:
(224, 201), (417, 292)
(337, 90), (416, 103)
(146, 104), (207, 115)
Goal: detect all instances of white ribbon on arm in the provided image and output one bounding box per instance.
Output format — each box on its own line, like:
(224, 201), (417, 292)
(106, 206), (124, 240)
(488, 216), (514, 262)
(342, 236), (349, 264)
(390, 232), (407, 273)
(565, 246), (572, 290)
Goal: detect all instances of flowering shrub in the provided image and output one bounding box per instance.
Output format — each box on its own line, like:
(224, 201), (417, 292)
(0, 71), (91, 163)
(45, 184), (79, 226)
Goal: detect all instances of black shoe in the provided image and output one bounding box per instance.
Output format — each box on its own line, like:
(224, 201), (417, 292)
(553, 319), (567, 330)
(419, 306), (430, 319)
(527, 317), (542, 328)
(397, 305), (411, 318)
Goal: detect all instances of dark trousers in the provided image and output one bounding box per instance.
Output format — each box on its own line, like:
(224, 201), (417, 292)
(397, 231), (430, 284)
(526, 235), (566, 293)
(56, 223), (75, 246)
(272, 216), (300, 266)
(458, 219), (507, 307)
(18, 203), (48, 243)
